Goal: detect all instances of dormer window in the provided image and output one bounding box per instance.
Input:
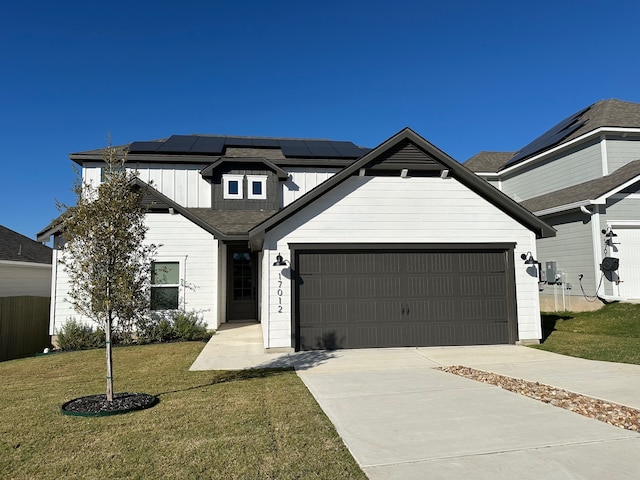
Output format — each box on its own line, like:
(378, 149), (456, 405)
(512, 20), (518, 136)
(247, 175), (268, 200)
(223, 174), (244, 199)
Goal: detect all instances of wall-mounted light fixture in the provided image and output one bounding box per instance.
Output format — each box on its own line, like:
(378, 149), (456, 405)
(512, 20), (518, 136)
(520, 252), (537, 265)
(602, 227), (617, 238)
(273, 253), (287, 266)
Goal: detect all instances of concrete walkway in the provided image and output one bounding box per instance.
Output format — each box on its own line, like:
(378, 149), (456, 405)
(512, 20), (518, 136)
(190, 323), (640, 479)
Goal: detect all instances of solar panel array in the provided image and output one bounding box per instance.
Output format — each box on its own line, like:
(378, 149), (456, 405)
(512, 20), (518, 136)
(129, 135), (368, 159)
(505, 105), (591, 167)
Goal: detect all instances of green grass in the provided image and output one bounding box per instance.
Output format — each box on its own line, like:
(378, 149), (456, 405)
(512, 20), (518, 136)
(0, 342), (366, 480)
(533, 302), (640, 364)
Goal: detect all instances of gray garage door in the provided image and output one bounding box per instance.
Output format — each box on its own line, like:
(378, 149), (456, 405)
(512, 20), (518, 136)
(296, 249), (516, 350)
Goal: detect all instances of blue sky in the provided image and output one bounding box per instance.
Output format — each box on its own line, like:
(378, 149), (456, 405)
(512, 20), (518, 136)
(2, 0), (640, 241)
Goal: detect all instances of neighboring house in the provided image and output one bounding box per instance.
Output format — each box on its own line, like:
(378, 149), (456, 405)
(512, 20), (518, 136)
(466, 99), (640, 311)
(0, 225), (52, 297)
(38, 128), (553, 349)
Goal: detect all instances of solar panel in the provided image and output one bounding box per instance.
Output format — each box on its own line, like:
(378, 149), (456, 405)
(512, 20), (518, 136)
(306, 141), (340, 157)
(157, 135), (198, 152)
(189, 136), (226, 154)
(129, 141), (163, 153)
(506, 106), (591, 166)
(331, 141), (367, 158)
(280, 140), (312, 157)
(225, 137), (254, 147)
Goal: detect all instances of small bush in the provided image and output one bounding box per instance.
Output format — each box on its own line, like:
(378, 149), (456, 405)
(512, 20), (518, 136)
(134, 310), (211, 344)
(56, 318), (105, 351)
(172, 311), (210, 341)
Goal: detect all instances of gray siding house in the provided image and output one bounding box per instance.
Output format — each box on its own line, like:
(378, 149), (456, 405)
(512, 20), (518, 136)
(466, 99), (640, 311)
(40, 128), (553, 349)
(0, 225), (52, 297)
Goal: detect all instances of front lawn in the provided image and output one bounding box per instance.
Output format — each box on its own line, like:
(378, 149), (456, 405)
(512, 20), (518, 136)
(0, 342), (365, 479)
(533, 303), (640, 365)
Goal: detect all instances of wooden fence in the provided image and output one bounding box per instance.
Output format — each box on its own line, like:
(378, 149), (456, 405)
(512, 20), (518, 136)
(0, 296), (51, 362)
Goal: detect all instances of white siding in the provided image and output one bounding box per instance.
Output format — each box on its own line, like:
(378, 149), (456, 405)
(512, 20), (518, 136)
(501, 141), (602, 201)
(51, 212), (219, 333)
(602, 195), (640, 299)
(261, 176), (541, 348)
(606, 138), (640, 173)
(0, 262), (51, 297)
(82, 163), (212, 207)
(281, 167), (340, 207)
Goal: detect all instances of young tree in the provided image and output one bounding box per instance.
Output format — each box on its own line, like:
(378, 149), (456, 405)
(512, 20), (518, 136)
(58, 144), (155, 402)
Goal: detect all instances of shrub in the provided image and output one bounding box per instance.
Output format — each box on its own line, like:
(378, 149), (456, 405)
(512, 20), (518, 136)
(56, 318), (105, 351)
(172, 311), (211, 341)
(134, 310), (211, 344)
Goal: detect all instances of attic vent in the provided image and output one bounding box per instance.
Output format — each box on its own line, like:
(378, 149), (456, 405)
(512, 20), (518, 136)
(365, 139), (440, 172)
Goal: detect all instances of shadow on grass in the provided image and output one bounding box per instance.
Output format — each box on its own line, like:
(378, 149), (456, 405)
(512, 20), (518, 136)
(156, 350), (336, 397)
(540, 313), (574, 342)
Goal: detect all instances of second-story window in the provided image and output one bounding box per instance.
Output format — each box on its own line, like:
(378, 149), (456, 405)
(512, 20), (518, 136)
(223, 174), (244, 199)
(247, 175), (268, 200)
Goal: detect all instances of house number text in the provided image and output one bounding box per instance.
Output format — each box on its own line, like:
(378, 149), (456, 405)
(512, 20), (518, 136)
(277, 273), (284, 313)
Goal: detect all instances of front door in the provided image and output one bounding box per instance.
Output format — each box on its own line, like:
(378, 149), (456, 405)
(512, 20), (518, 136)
(227, 247), (257, 321)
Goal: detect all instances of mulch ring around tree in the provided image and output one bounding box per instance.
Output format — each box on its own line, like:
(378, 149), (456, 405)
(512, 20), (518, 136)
(61, 392), (159, 417)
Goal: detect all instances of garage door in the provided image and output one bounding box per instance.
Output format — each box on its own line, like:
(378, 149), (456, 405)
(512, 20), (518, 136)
(614, 227), (640, 299)
(296, 248), (516, 350)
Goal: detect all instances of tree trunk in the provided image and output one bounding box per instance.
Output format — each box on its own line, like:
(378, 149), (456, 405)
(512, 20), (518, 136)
(106, 314), (114, 402)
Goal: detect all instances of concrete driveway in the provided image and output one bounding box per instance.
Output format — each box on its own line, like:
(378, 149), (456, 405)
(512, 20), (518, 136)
(294, 347), (640, 480)
(191, 324), (640, 479)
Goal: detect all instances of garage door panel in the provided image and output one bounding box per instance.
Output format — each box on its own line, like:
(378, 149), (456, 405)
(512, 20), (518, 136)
(408, 299), (457, 321)
(347, 301), (378, 322)
(407, 276), (455, 297)
(297, 249), (514, 350)
(406, 252), (455, 272)
(300, 327), (348, 350)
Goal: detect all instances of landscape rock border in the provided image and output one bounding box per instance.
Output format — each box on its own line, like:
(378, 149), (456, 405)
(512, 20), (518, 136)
(438, 366), (639, 432)
(61, 392), (159, 417)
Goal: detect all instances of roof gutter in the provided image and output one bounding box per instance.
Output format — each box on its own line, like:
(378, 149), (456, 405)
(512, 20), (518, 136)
(533, 199), (605, 217)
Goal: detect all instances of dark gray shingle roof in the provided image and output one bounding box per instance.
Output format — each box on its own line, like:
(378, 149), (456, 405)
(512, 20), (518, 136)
(0, 225), (52, 264)
(464, 151), (515, 173)
(520, 159), (640, 213)
(187, 209), (278, 236)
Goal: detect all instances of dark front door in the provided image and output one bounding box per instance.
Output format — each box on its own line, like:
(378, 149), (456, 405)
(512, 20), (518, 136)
(227, 247), (258, 321)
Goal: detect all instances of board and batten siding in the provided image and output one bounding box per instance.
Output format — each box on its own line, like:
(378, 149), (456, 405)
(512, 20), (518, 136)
(260, 176), (541, 349)
(0, 262), (51, 297)
(606, 138), (640, 174)
(601, 195), (640, 298)
(50, 212), (219, 334)
(82, 163), (211, 208)
(281, 167), (341, 207)
(501, 141), (602, 202)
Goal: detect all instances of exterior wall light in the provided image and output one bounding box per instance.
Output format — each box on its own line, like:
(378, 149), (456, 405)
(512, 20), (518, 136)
(273, 254), (287, 266)
(521, 252), (537, 265)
